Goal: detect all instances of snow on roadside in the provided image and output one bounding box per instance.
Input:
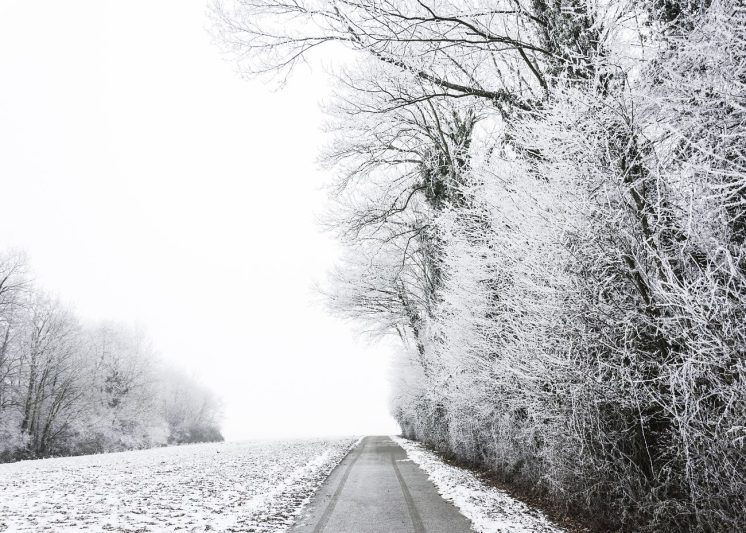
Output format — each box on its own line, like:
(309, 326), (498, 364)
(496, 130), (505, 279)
(393, 436), (564, 533)
(0, 438), (356, 532)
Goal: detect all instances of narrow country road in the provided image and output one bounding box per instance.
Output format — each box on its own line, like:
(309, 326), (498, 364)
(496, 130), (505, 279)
(291, 436), (474, 533)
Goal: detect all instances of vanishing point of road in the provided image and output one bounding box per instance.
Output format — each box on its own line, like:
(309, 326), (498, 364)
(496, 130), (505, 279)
(291, 436), (474, 533)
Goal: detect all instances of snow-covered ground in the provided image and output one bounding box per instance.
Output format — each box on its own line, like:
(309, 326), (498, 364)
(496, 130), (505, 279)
(394, 437), (564, 533)
(0, 438), (356, 532)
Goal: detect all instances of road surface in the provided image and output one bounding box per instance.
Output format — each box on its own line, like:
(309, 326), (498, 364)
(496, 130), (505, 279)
(291, 436), (474, 533)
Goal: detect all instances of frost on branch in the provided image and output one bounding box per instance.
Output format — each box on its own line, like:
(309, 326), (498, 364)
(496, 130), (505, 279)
(216, 0), (745, 530)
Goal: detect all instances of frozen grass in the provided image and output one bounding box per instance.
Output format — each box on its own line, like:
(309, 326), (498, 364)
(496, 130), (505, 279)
(0, 438), (356, 532)
(394, 437), (564, 533)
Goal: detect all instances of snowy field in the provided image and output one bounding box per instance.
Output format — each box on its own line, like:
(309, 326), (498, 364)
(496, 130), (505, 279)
(0, 438), (356, 532)
(394, 437), (563, 533)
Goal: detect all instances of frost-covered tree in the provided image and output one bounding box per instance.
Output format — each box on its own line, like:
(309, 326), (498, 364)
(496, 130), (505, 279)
(0, 252), (30, 457)
(215, 0), (745, 529)
(160, 367), (223, 445)
(0, 253), (224, 462)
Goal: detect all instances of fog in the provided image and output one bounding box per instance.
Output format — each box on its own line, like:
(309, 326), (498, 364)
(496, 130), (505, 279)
(0, 0), (400, 440)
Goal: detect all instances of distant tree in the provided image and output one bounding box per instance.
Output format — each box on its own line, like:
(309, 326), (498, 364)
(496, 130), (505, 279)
(17, 295), (85, 457)
(160, 367), (223, 444)
(79, 324), (164, 452)
(0, 252), (30, 459)
(0, 252), (224, 462)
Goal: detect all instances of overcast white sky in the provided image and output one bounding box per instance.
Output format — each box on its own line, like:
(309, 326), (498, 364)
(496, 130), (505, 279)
(0, 0), (400, 440)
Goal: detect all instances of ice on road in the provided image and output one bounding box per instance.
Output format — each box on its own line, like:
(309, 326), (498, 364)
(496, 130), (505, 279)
(0, 438), (356, 532)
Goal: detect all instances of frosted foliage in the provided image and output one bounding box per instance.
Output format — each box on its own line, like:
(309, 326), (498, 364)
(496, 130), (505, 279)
(394, 3), (746, 530)
(213, 0), (746, 529)
(0, 253), (224, 462)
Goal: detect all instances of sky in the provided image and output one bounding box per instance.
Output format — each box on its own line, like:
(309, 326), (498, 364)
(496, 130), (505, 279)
(0, 0), (400, 440)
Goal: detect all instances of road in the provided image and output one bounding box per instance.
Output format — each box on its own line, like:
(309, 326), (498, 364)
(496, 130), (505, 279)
(290, 436), (474, 533)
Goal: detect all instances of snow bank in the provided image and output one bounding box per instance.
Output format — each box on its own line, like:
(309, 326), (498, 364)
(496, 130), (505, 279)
(393, 437), (564, 533)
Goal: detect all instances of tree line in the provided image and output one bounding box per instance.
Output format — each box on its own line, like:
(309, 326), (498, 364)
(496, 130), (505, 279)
(213, 0), (743, 530)
(0, 252), (222, 463)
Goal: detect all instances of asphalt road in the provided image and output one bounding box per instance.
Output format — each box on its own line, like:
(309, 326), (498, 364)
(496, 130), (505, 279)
(290, 436), (474, 533)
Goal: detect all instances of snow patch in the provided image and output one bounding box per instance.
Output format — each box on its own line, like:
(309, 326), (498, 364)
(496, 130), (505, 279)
(0, 438), (356, 532)
(393, 436), (564, 533)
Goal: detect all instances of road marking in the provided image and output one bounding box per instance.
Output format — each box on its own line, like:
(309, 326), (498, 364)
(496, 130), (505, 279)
(391, 451), (425, 533)
(312, 440), (365, 533)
